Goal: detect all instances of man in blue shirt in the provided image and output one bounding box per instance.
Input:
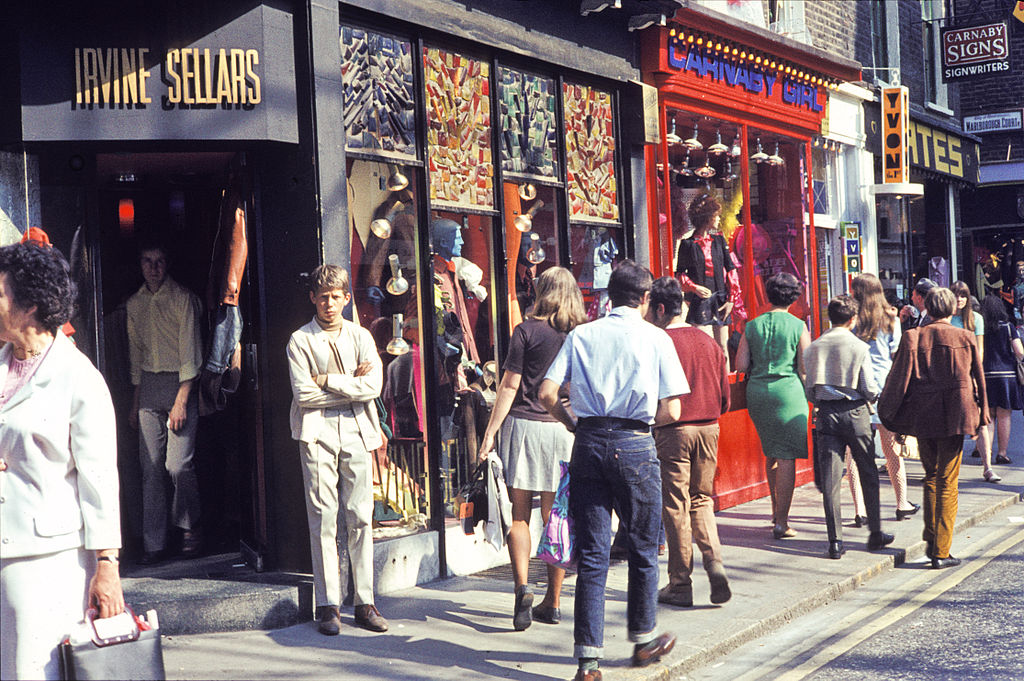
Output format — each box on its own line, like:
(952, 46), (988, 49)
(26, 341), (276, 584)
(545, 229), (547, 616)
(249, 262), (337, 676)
(540, 260), (689, 681)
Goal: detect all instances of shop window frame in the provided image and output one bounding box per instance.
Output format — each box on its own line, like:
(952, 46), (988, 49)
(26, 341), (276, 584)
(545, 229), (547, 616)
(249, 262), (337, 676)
(340, 15), (633, 574)
(652, 101), (823, 350)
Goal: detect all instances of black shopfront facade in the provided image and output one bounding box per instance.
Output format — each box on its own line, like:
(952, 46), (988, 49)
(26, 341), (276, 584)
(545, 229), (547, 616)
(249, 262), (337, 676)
(2, 0), (650, 590)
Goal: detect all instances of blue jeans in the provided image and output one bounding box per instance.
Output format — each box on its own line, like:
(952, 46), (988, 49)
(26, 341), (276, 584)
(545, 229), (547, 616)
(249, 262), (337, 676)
(570, 425), (661, 659)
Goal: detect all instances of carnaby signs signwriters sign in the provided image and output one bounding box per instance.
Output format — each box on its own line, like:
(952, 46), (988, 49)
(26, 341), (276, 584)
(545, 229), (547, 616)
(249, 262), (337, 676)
(941, 22), (1011, 82)
(17, 4), (297, 142)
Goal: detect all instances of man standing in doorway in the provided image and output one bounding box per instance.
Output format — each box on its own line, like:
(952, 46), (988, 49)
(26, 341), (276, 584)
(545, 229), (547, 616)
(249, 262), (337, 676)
(127, 239), (203, 564)
(286, 264), (388, 635)
(540, 261), (688, 680)
(645, 277), (732, 608)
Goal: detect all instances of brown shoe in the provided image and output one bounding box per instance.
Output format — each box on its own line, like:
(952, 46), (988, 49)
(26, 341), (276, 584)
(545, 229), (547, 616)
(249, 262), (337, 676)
(573, 669), (601, 681)
(354, 603), (389, 632)
(632, 632), (676, 667)
(316, 606), (341, 636)
(706, 560), (732, 605)
(657, 584), (693, 608)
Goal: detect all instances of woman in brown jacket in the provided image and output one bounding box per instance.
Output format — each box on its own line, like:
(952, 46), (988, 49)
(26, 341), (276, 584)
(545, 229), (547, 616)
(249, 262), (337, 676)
(878, 287), (989, 569)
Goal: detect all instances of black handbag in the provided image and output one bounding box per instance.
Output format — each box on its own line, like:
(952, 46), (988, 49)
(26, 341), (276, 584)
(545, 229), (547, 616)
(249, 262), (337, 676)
(60, 608), (165, 681)
(455, 461), (489, 534)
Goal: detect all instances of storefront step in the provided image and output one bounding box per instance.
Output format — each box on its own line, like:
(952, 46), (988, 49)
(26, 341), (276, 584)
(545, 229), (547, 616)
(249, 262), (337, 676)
(121, 574), (311, 636)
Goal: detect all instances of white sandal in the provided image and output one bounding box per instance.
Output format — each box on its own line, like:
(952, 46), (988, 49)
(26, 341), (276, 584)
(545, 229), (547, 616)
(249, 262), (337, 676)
(983, 469), (1001, 483)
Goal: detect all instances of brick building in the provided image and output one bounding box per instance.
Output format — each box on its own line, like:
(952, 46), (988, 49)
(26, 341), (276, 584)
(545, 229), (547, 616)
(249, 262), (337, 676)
(954, 0), (1024, 303)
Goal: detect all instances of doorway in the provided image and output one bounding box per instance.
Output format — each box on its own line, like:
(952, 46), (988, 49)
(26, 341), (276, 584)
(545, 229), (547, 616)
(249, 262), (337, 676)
(93, 151), (266, 563)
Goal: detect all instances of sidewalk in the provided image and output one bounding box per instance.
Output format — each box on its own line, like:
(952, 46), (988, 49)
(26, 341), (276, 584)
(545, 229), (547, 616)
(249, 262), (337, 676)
(161, 422), (1024, 681)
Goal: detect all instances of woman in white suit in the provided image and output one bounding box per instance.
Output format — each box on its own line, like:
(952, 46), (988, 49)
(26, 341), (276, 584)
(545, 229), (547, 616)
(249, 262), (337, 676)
(0, 241), (124, 680)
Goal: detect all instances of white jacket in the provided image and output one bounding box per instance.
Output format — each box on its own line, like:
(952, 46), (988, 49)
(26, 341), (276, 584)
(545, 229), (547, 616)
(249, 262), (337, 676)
(286, 319), (384, 451)
(0, 333), (121, 559)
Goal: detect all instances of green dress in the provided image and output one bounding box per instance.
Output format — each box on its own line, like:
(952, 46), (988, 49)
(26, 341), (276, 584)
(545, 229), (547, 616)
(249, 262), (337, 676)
(745, 309), (809, 460)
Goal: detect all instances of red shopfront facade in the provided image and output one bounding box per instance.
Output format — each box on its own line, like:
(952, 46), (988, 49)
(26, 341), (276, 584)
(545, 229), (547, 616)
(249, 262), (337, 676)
(641, 15), (860, 508)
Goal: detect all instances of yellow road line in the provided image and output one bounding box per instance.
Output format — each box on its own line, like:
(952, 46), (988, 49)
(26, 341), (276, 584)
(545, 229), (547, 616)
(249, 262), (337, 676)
(732, 524), (1024, 681)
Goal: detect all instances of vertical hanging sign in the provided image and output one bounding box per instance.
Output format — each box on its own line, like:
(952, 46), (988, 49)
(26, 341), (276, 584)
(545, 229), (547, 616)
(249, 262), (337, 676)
(881, 86), (909, 184)
(841, 221), (862, 292)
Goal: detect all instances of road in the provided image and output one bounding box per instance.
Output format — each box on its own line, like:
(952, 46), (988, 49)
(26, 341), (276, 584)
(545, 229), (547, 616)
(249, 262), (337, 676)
(681, 508), (1024, 681)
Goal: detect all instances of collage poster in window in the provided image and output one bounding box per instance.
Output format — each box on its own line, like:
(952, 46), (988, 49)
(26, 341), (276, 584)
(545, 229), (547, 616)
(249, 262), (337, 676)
(423, 47), (494, 209)
(340, 26), (417, 159)
(497, 68), (558, 180)
(563, 83), (619, 223)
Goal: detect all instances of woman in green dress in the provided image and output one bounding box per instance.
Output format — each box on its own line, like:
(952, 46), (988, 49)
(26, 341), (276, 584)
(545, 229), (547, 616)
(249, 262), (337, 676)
(735, 272), (811, 540)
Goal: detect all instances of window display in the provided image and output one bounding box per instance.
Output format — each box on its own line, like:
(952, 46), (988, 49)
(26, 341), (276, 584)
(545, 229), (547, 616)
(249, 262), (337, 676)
(423, 47), (494, 210)
(341, 27), (417, 159)
(347, 158), (428, 530)
(563, 82), (619, 223)
(745, 127), (813, 325)
(659, 110), (746, 362)
(503, 182), (560, 329)
(498, 68), (558, 180)
(428, 211), (498, 505)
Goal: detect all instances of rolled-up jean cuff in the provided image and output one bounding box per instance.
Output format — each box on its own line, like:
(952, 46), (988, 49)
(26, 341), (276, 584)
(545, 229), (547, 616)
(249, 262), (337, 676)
(573, 644), (604, 659)
(630, 628), (658, 645)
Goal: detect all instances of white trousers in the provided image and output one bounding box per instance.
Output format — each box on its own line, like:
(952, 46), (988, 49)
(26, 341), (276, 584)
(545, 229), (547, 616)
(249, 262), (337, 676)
(0, 548), (88, 680)
(299, 410), (375, 608)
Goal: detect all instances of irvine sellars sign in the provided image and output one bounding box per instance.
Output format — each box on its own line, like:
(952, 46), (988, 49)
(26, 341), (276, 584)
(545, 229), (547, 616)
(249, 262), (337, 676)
(941, 22), (1010, 82)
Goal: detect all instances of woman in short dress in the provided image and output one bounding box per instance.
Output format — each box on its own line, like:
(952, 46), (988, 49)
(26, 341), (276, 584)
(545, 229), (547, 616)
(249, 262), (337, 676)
(976, 294), (1024, 481)
(479, 266), (586, 631)
(736, 272), (811, 539)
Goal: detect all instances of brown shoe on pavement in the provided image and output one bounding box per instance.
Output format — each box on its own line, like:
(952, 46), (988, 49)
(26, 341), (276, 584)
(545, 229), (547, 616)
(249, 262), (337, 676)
(657, 584), (693, 608)
(354, 603), (389, 632)
(316, 606), (341, 636)
(573, 669), (602, 681)
(706, 560), (732, 604)
(632, 632), (676, 667)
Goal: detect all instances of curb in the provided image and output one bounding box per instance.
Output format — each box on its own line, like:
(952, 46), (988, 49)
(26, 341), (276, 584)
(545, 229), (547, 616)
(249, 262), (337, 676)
(637, 489), (1023, 681)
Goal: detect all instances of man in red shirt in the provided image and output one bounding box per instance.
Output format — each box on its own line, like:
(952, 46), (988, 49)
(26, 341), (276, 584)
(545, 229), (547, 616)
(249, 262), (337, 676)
(646, 277), (732, 607)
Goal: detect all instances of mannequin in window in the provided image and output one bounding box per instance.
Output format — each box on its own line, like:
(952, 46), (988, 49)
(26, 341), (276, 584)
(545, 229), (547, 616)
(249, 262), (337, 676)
(675, 193), (743, 369)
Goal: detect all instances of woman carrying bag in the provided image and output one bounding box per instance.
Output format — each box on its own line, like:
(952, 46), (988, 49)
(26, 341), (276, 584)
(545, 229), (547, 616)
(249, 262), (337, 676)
(479, 267), (586, 631)
(0, 242), (124, 679)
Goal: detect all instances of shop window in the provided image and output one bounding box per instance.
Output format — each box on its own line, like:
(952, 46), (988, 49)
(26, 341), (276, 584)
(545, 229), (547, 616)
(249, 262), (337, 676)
(340, 27), (417, 159)
(428, 210), (498, 510)
(502, 181), (560, 328)
(346, 158), (430, 532)
(660, 109), (747, 365)
(563, 82), (624, 316)
(423, 47), (494, 210)
(563, 82), (619, 223)
(746, 128), (813, 325)
(497, 68), (558, 180)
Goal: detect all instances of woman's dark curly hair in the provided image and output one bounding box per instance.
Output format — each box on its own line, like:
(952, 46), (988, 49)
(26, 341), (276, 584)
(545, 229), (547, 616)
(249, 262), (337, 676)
(0, 242), (77, 334)
(687, 193), (722, 233)
(765, 272), (803, 307)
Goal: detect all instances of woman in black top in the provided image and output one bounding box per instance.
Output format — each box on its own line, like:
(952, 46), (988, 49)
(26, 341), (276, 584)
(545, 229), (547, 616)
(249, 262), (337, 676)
(479, 266), (586, 632)
(976, 294), (1024, 480)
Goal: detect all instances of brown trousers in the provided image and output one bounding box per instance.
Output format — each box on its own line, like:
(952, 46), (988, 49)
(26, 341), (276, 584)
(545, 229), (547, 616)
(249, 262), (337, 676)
(655, 422), (723, 588)
(918, 435), (963, 560)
